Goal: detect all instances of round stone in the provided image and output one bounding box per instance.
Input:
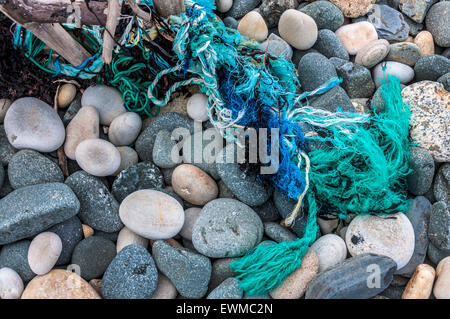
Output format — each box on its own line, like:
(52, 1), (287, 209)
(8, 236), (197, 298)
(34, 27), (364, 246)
(407, 146), (435, 195)
(81, 85), (126, 125)
(64, 106), (99, 160)
(116, 226), (149, 253)
(57, 84), (77, 108)
(101, 244), (158, 299)
(297, 52), (338, 92)
(310, 234), (347, 272)
(172, 164), (218, 206)
(386, 42), (422, 67)
(402, 264), (435, 299)
(0, 267), (23, 299)
(335, 22), (379, 55)
(300, 1), (344, 31)
(71, 236), (116, 281)
(312, 29), (349, 60)
(238, 11), (268, 42)
(108, 112), (142, 146)
(113, 146), (138, 176)
(186, 93), (209, 122)
(329, 0), (375, 18)
(414, 31), (434, 56)
(425, 2), (450, 48)
(4, 97), (65, 152)
(216, 0), (233, 13)
(28, 232), (62, 275)
(153, 129), (178, 169)
(75, 138), (121, 176)
(0, 99), (12, 124)
(373, 61), (415, 87)
(434, 257), (450, 299)
(278, 9), (318, 50)
(346, 213), (415, 269)
(8, 149), (64, 189)
(180, 207), (202, 241)
(119, 189), (185, 240)
(192, 198), (264, 258)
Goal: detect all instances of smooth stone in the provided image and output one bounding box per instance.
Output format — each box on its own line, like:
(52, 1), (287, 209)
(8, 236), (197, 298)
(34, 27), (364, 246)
(192, 198), (264, 258)
(4, 97), (65, 152)
(297, 52), (337, 92)
(259, 0), (296, 28)
(209, 258), (238, 292)
(434, 257), (450, 299)
(407, 146), (435, 195)
(223, 16), (239, 29)
(401, 81), (449, 162)
(330, 0), (375, 18)
(264, 222), (297, 242)
(21, 269), (100, 299)
(0, 125), (17, 166)
(434, 164), (450, 203)
(0, 99), (11, 124)
(414, 31), (435, 56)
(7, 149), (63, 189)
(113, 146), (138, 176)
(310, 234), (347, 272)
(300, 1), (344, 31)
(0, 183), (79, 245)
(64, 106), (99, 160)
(312, 29), (349, 60)
(428, 242), (450, 265)
(258, 33), (293, 60)
(119, 189), (184, 240)
(309, 85), (355, 113)
(28, 232), (62, 275)
(425, 2), (450, 47)
(151, 273), (178, 299)
(373, 61), (414, 87)
(142, 94), (190, 129)
(81, 85), (126, 125)
(278, 9), (318, 50)
(152, 240), (211, 298)
(402, 264), (435, 299)
(218, 179), (237, 199)
(62, 94), (82, 125)
(227, 0), (261, 19)
(370, 86), (387, 112)
(94, 230), (119, 243)
(367, 4), (409, 41)
(437, 72), (450, 91)
(414, 54), (450, 81)
(386, 42), (422, 66)
(216, 144), (271, 206)
(65, 171), (122, 232)
(47, 216), (83, 266)
(0, 240), (34, 282)
(216, 0), (233, 13)
(0, 164), (3, 189)
(305, 253), (396, 299)
(108, 112), (142, 147)
(153, 129), (178, 169)
(270, 249), (319, 299)
(57, 84), (77, 108)
(0, 267), (24, 299)
(136, 112), (194, 162)
(333, 59), (376, 98)
(116, 226), (149, 253)
(75, 138), (120, 177)
(112, 161), (164, 202)
(335, 22), (379, 55)
(253, 199), (280, 222)
(186, 93), (209, 122)
(399, 0), (436, 23)
(238, 11), (268, 42)
(180, 207), (201, 241)
(207, 277), (243, 299)
(396, 196), (432, 277)
(71, 236), (116, 281)
(102, 244), (157, 299)
(346, 214), (415, 270)
(172, 164), (218, 206)
(428, 201), (450, 250)
(316, 216), (340, 235)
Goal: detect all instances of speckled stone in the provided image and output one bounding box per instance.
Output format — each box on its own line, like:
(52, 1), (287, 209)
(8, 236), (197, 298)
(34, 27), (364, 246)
(425, 2), (450, 47)
(0, 125), (17, 166)
(428, 201), (450, 250)
(399, 0), (437, 24)
(264, 222), (297, 242)
(71, 236), (116, 281)
(437, 73), (450, 91)
(300, 1), (344, 31)
(367, 4), (410, 41)
(207, 277), (243, 299)
(312, 29), (349, 60)
(0, 240), (35, 282)
(227, 0), (261, 19)
(81, 85), (126, 125)
(65, 171), (123, 232)
(209, 258), (238, 292)
(434, 164), (450, 203)
(47, 216), (83, 265)
(192, 198), (264, 258)
(297, 52), (337, 92)
(259, 0), (296, 28)
(333, 59), (375, 98)
(216, 144), (271, 206)
(153, 129), (178, 169)
(414, 55), (450, 81)
(252, 199), (280, 222)
(407, 146), (435, 195)
(7, 149), (63, 189)
(428, 242), (450, 265)
(111, 162), (164, 202)
(152, 240), (211, 298)
(309, 85), (355, 113)
(0, 164), (4, 189)
(386, 42), (422, 66)
(101, 244), (158, 299)
(330, 0), (375, 18)
(0, 183), (79, 245)
(401, 81), (449, 162)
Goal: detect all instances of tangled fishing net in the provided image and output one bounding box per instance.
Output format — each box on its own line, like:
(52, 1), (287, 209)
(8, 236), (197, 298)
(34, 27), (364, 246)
(11, 0), (412, 296)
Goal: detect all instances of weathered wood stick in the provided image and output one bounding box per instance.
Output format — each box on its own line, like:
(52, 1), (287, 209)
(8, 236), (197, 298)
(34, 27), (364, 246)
(153, 0), (185, 17)
(102, 0), (123, 64)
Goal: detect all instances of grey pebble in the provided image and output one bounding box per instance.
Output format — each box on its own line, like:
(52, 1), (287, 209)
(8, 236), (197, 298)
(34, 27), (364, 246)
(414, 54), (450, 81)
(297, 52), (337, 92)
(312, 29), (349, 61)
(367, 4), (410, 41)
(407, 146), (435, 196)
(428, 201), (450, 250)
(333, 59), (376, 99)
(0, 240), (35, 282)
(209, 258), (238, 292)
(207, 277), (243, 299)
(47, 216), (83, 265)
(227, 0), (261, 19)
(299, 0), (344, 31)
(264, 222), (297, 242)
(434, 163), (450, 203)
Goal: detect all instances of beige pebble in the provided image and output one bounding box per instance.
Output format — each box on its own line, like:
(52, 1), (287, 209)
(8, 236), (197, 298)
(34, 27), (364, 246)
(434, 256), (450, 299)
(238, 11), (268, 42)
(82, 224), (94, 238)
(119, 189), (185, 240)
(270, 249), (319, 299)
(57, 84), (77, 108)
(278, 9), (318, 50)
(414, 31), (435, 56)
(216, 0), (233, 13)
(75, 138), (121, 176)
(0, 98), (12, 124)
(21, 269), (101, 299)
(0, 267), (24, 299)
(28, 232), (62, 275)
(151, 273), (178, 299)
(64, 106), (100, 160)
(355, 39), (390, 68)
(317, 217), (339, 234)
(108, 112), (142, 146)
(89, 279), (102, 297)
(310, 234), (347, 272)
(402, 264), (435, 299)
(172, 164), (218, 205)
(335, 22), (379, 55)
(113, 146), (139, 176)
(330, 0), (375, 18)
(179, 207), (202, 241)
(116, 226), (149, 253)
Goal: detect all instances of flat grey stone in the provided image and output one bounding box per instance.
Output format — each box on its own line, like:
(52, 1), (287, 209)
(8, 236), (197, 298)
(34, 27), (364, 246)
(414, 54), (450, 81)
(47, 216), (83, 265)
(227, 0), (261, 19)
(425, 2), (450, 47)
(0, 240), (35, 282)
(368, 4), (410, 41)
(264, 222), (298, 242)
(428, 201), (450, 250)
(407, 146), (435, 196)
(312, 29), (349, 61)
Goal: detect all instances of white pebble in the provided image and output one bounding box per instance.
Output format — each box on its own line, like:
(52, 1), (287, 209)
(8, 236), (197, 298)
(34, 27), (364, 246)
(116, 226), (149, 253)
(81, 85), (126, 125)
(310, 234), (347, 272)
(28, 232), (62, 276)
(108, 112), (142, 146)
(75, 138), (121, 176)
(216, 0), (233, 13)
(0, 267), (24, 299)
(187, 93), (209, 122)
(373, 61), (415, 87)
(278, 9), (318, 50)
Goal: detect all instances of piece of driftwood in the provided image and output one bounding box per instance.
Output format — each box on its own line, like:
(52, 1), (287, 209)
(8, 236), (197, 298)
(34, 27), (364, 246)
(153, 0), (185, 17)
(102, 0), (122, 64)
